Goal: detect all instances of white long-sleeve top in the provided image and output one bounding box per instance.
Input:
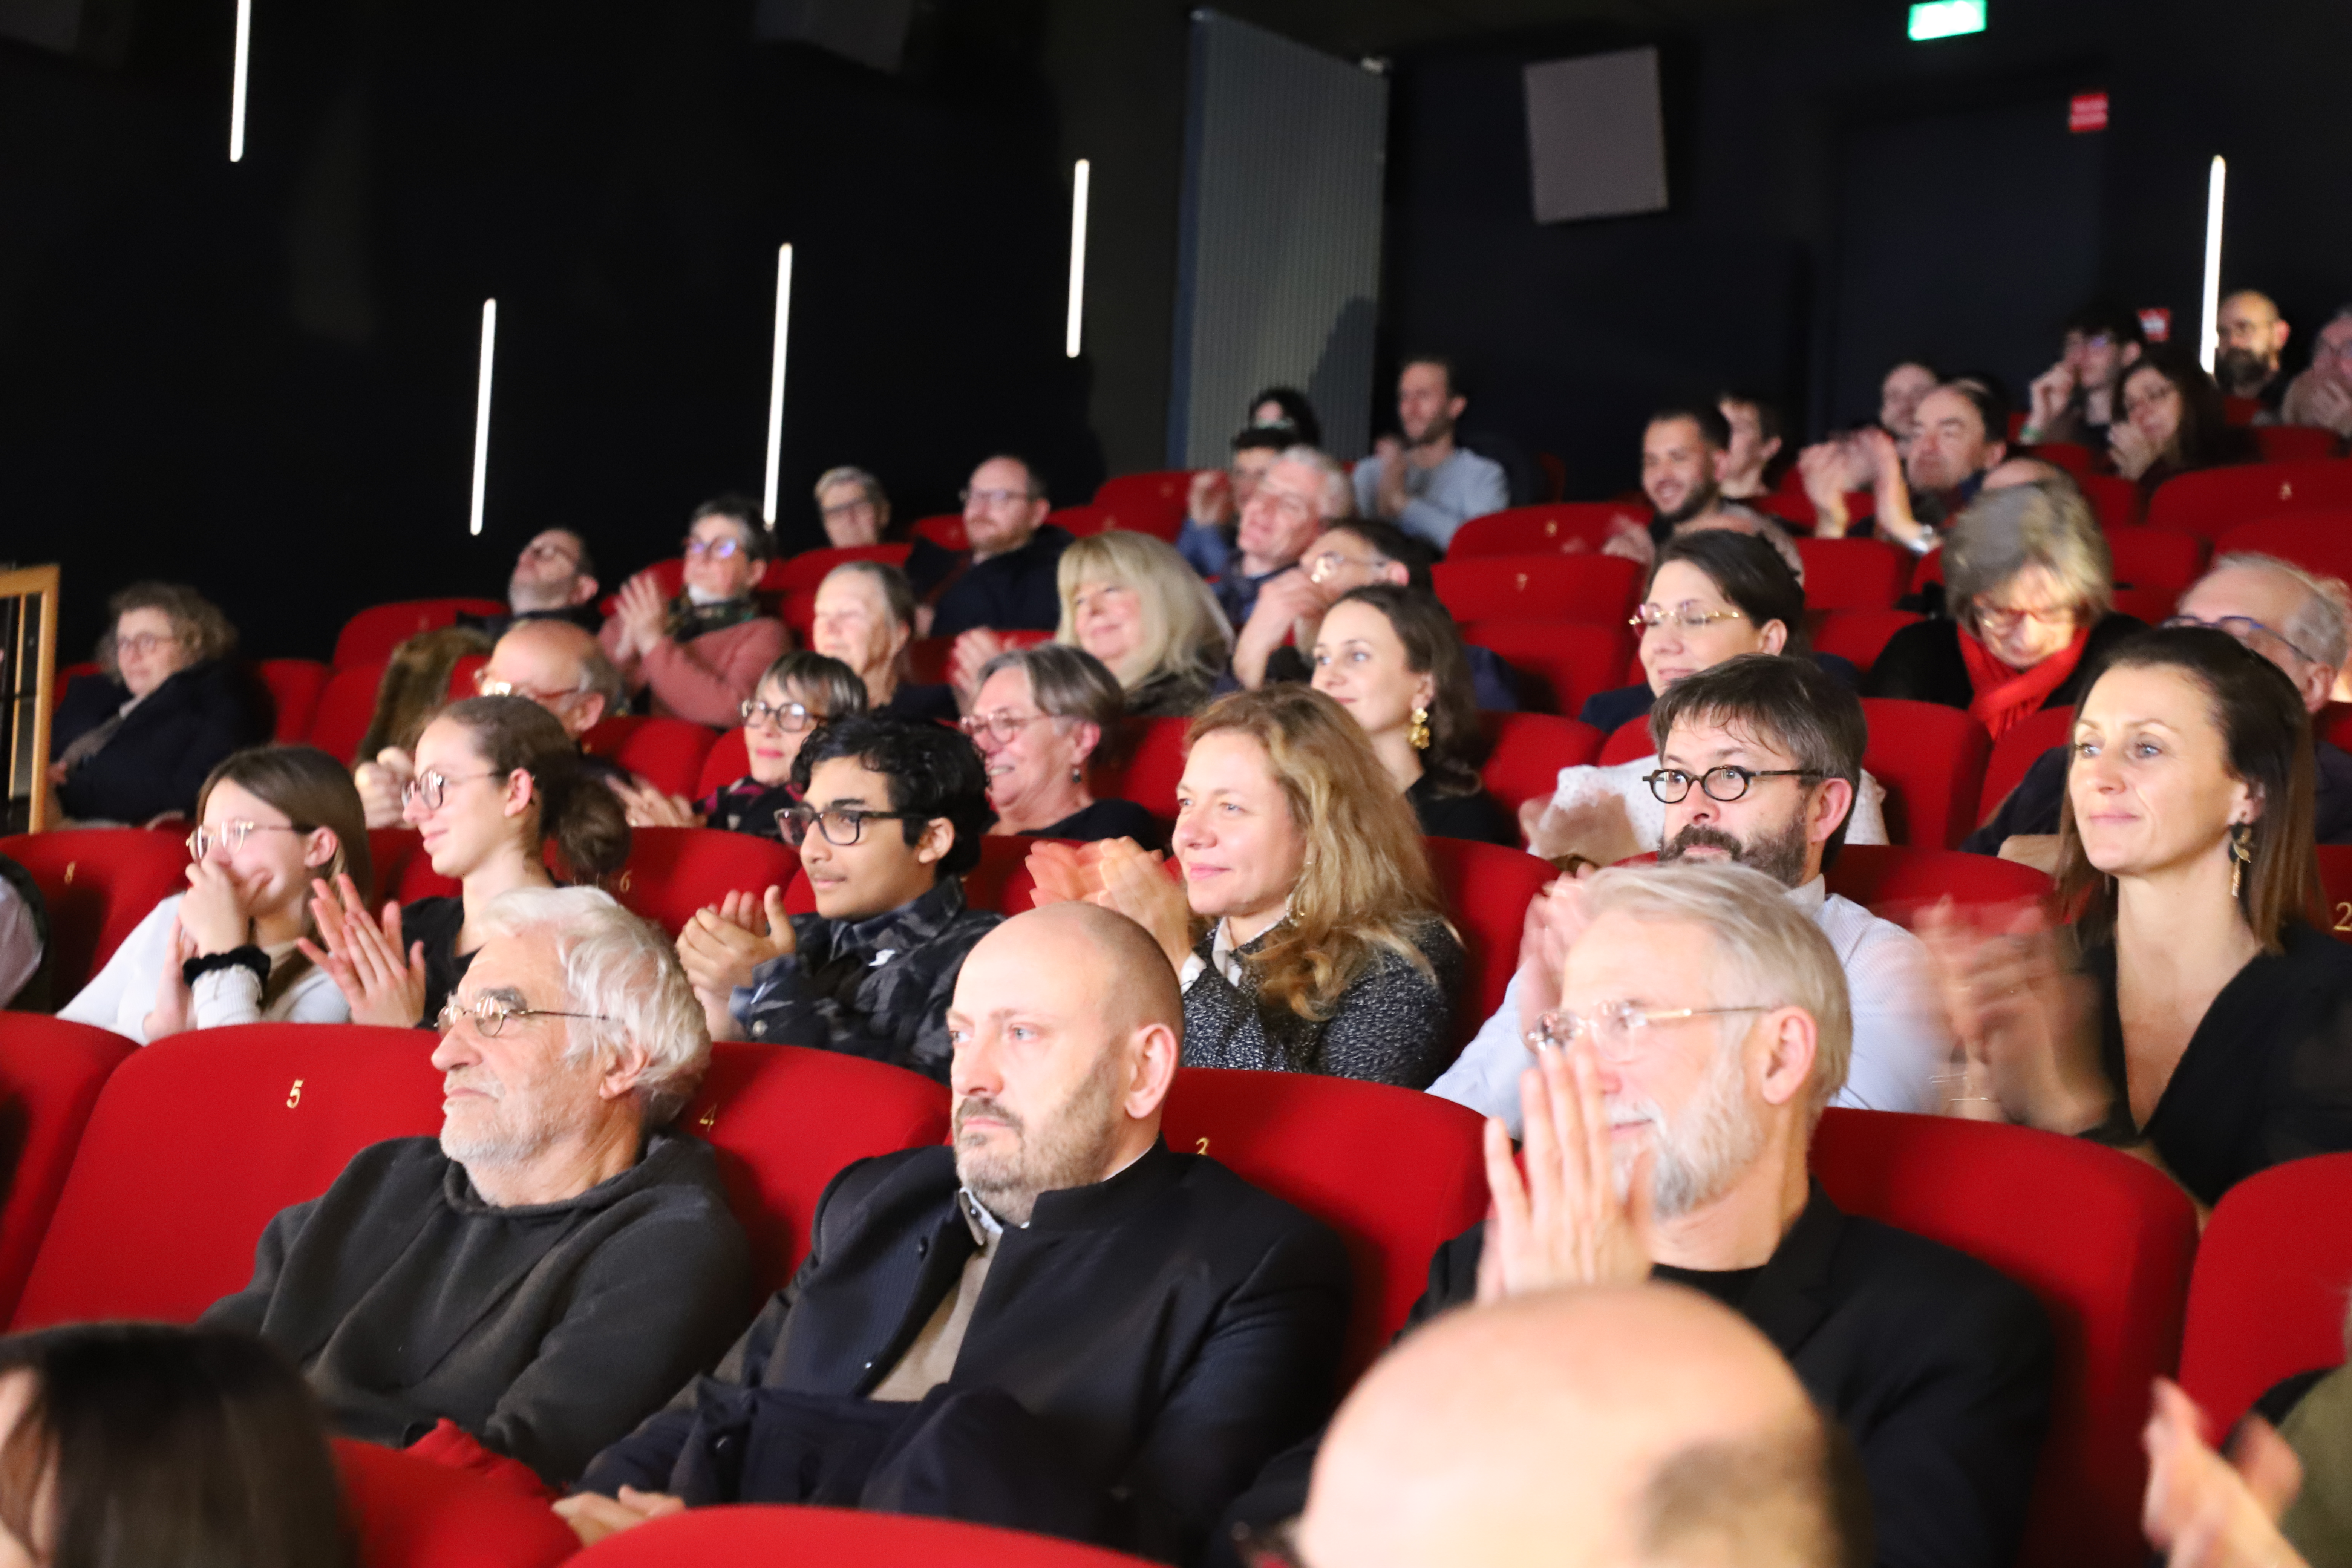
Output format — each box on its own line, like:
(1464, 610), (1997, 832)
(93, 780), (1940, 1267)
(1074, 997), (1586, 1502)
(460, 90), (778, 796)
(58, 894), (350, 1044)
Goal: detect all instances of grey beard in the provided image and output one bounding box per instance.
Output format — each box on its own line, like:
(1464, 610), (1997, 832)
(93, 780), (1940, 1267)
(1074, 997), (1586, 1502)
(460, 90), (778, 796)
(952, 1053), (1126, 1227)
(1613, 1036), (1766, 1220)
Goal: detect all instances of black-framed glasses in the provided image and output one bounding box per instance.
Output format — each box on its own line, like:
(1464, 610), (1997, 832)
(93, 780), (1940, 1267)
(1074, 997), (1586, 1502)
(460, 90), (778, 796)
(2164, 612), (2323, 666)
(401, 770), (500, 813)
(682, 535), (744, 560)
(1644, 765), (1821, 804)
(776, 804), (923, 847)
(743, 697), (823, 732)
(1631, 602), (1745, 631)
(1525, 1001), (1775, 1064)
(187, 820), (311, 859)
(437, 995), (614, 1038)
(958, 710), (1051, 744)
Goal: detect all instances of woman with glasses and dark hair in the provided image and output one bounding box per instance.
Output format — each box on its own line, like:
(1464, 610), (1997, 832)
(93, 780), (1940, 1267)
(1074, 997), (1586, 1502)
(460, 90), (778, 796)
(301, 696), (630, 1030)
(47, 582), (270, 827)
(965, 644), (1165, 844)
(676, 715), (999, 1082)
(62, 745), (372, 1042)
(599, 497), (791, 729)
(619, 651), (868, 835)
(2109, 345), (2260, 496)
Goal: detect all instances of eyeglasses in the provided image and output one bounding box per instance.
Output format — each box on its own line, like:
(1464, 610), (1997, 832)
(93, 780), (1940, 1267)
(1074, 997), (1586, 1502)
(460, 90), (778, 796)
(187, 820), (311, 859)
(776, 804), (923, 847)
(113, 631), (178, 658)
(401, 770), (500, 813)
(1631, 602), (1745, 631)
(1525, 1000), (1775, 1063)
(820, 498), (877, 520)
(1306, 548), (1384, 583)
(2122, 383), (2180, 417)
(518, 540), (580, 567)
(437, 994), (614, 1038)
(1972, 599), (2073, 630)
(743, 697), (824, 731)
(682, 536), (745, 560)
(958, 710), (1052, 743)
(475, 672), (586, 705)
(2164, 613), (2324, 666)
(1643, 765), (1821, 804)
(1252, 488), (1318, 520)
(960, 487), (1036, 508)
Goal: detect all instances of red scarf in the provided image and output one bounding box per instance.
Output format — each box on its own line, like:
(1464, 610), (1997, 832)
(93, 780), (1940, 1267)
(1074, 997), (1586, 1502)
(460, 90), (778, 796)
(1959, 624), (2090, 739)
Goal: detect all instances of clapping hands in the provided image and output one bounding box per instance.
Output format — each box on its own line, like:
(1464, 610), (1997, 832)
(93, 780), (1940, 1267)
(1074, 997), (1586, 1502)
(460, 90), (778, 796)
(296, 873), (430, 1029)
(676, 888), (795, 1042)
(1026, 839), (1196, 972)
(1476, 1038), (1655, 1302)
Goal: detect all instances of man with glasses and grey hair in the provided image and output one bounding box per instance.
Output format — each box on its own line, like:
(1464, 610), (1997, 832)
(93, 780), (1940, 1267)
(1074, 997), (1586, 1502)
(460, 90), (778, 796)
(1215, 445), (1354, 634)
(1969, 553), (2352, 867)
(813, 466), (891, 548)
(201, 887), (750, 1488)
(1231, 859), (2052, 1568)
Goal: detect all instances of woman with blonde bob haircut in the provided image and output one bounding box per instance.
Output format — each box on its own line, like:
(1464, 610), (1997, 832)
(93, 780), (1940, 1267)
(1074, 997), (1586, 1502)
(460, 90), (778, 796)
(1054, 530), (1234, 719)
(1029, 684), (1462, 1086)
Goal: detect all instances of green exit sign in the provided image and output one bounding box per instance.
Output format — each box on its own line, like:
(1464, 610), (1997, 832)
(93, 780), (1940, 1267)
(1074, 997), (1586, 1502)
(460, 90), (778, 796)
(1909, 0), (1986, 39)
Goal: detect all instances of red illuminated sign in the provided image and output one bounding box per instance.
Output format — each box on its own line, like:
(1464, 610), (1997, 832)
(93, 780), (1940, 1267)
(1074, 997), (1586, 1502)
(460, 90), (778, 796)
(2070, 92), (2109, 133)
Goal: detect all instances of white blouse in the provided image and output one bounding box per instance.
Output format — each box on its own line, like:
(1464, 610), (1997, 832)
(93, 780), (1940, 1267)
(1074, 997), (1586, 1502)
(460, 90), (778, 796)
(1546, 754), (1890, 851)
(58, 894), (351, 1044)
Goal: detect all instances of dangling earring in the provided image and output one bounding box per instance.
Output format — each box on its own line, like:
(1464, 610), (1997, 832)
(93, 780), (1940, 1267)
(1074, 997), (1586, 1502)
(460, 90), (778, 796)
(2229, 821), (2254, 898)
(1070, 766), (1083, 783)
(1407, 706), (1432, 752)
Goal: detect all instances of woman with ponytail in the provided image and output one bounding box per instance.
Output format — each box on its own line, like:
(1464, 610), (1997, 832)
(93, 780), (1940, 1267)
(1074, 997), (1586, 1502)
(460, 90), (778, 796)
(303, 695), (631, 1027)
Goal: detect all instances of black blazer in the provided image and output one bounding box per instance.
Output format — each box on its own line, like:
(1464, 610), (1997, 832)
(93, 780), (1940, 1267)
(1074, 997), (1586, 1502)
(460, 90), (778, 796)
(581, 1139), (1350, 1565)
(1864, 612), (2144, 712)
(1222, 1185), (2052, 1568)
(51, 660), (271, 823)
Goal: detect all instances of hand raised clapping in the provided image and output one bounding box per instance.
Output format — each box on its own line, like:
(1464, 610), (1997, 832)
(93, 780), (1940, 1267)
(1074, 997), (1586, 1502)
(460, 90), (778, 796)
(296, 873), (429, 1029)
(1476, 1038), (1654, 1302)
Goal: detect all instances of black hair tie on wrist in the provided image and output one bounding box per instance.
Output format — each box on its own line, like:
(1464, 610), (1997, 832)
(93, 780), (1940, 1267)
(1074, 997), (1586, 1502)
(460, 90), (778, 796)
(183, 945), (271, 989)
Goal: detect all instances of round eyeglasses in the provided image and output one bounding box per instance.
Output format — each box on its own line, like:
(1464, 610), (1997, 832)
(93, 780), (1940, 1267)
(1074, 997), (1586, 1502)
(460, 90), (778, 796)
(1525, 1000), (1775, 1063)
(682, 536), (745, 560)
(742, 697), (823, 732)
(401, 770), (499, 814)
(776, 804), (923, 848)
(188, 820), (311, 859)
(1643, 765), (1821, 804)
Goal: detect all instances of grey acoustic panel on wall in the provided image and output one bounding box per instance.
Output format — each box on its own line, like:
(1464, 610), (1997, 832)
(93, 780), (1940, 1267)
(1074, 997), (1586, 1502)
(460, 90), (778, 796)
(1524, 47), (1668, 224)
(1168, 11), (1389, 469)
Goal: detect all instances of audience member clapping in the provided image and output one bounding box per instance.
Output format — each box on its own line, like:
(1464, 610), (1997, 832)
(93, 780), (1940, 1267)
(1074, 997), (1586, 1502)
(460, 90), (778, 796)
(931, 454), (1072, 639)
(61, 745), (371, 1042)
(2111, 346), (2260, 492)
(1179, 424), (1291, 580)
(810, 559), (959, 724)
(48, 582), (268, 827)
(0, 1323), (356, 1568)
(1879, 358), (1940, 449)
(1926, 627), (2352, 1212)
(1804, 379), (2007, 550)
(1029, 686), (1462, 1086)
(678, 715), (998, 1079)
(1606, 403), (1761, 563)
(1219, 446), (1352, 631)
(305, 695), (630, 1029)
(620, 650), (867, 835)
(2215, 291), (2294, 407)
(1054, 530), (1233, 718)
(2143, 1377), (2309, 1568)
(1349, 356), (1509, 550)
(1867, 480), (2139, 732)
(963, 644), (1163, 844)
(2019, 306), (2145, 450)
(599, 496), (789, 728)
(2280, 307), (2352, 441)
(1309, 585), (1513, 845)
(206, 886), (749, 1487)
(812, 465), (890, 547)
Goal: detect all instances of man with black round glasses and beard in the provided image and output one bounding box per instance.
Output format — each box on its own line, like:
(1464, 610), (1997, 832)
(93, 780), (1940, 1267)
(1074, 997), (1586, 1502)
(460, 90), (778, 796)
(1434, 653), (1951, 1128)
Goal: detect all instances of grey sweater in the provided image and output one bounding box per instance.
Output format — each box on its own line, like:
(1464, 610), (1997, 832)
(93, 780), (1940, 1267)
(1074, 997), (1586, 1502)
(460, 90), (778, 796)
(202, 1130), (752, 1486)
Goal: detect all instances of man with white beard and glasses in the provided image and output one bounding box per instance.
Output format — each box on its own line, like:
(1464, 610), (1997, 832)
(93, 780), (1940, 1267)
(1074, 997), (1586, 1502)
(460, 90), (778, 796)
(1222, 862), (2053, 1568)
(565, 902), (1349, 1565)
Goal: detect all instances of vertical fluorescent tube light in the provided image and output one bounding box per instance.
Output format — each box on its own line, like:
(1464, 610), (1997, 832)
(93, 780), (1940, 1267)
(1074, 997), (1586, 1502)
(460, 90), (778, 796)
(227, 0), (253, 162)
(469, 299), (497, 537)
(2199, 156), (2228, 375)
(1064, 159), (1090, 358)
(761, 243), (794, 527)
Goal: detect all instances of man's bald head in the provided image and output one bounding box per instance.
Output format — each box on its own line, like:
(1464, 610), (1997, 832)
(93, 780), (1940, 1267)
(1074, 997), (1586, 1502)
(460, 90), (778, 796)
(1298, 1287), (1863, 1568)
(484, 620), (623, 739)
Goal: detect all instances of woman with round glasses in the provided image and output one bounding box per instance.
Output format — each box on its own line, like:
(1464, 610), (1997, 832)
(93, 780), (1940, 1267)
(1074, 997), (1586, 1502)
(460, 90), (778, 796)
(623, 652), (869, 835)
(1528, 532), (1887, 868)
(964, 644), (1164, 843)
(61, 746), (371, 1041)
(807, 560), (959, 723)
(1866, 480), (2141, 736)
(48, 582), (270, 828)
(302, 695), (630, 1029)
(599, 497), (790, 729)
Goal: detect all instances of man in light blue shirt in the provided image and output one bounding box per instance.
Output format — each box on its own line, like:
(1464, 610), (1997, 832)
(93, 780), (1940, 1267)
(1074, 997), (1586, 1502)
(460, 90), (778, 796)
(1432, 654), (1951, 1127)
(1350, 357), (1509, 552)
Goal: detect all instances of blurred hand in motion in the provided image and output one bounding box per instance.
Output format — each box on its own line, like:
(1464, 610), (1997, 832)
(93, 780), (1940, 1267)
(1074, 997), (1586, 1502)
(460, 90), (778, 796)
(2142, 1377), (2305, 1568)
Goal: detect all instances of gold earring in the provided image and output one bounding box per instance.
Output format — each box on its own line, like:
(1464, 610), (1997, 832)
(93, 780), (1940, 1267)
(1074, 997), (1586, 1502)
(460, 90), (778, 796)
(2230, 821), (2254, 899)
(1407, 706), (1431, 752)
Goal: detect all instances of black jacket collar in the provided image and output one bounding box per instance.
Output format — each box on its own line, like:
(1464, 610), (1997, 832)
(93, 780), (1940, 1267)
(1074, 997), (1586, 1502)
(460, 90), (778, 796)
(1736, 1179), (1848, 1357)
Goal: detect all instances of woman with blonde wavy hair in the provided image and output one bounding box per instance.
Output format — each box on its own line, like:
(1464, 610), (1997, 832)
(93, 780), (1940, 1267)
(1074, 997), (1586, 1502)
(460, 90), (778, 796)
(1027, 684), (1461, 1085)
(1055, 530), (1234, 719)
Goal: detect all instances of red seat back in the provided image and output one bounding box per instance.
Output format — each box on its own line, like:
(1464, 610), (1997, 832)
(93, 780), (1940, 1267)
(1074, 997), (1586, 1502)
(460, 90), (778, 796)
(583, 717), (721, 799)
(1979, 704), (2077, 825)
(1598, 714), (1655, 766)
(1092, 470), (1194, 539)
(12, 1024), (447, 1329)
(1477, 712), (1600, 818)
(2080, 473), (2143, 531)
(1160, 1069), (1487, 1386)
(1860, 697), (1992, 848)
(697, 728), (753, 797)
(2315, 845), (2352, 943)
(1812, 1109), (2199, 1568)
(1423, 839), (1556, 1056)
(333, 600), (508, 670)
(447, 654), (488, 702)
(2179, 1153), (2352, 1432)
(367, 829), (421, 901)
(2022, 441), (2096, 475)
(1049, 504), (1113, 539)
(682, 1044), (949, 1298)
(0, 1017), (137, 1323)
(1462, 619), (1635, 717)
(1096, 716), (1191, 821)
(258, 658), (331, 743)
(0, 829), (191, 995)
(607, 828), (801, 936)
(2255, 426), (2343, 465)
(307, 661), (387, 767)
(767, 543), (913, 594)
(1793, 537), (1909, 610)
(911, 514), (968, 551)
(1431, 554), (1642, 625)
(2213, 510), (2352, 586)
(1814, 608), (1922, 674)
(1821, 845), (2051, 929)
(334, 1438), (579, 1568)
(2145, 461), (2352, 541)
(2103, 528), (2209, 624)
(1446, 502), (1645, 559)
(565, 1505), (1158, 1567)
(781, 835), (1049, 918)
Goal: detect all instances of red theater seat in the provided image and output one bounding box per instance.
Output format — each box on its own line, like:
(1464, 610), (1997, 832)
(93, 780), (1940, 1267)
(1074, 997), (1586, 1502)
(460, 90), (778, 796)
(1447, 502), (1645, 558)
(698, 728), (752, 797)
(1049, 504), (1113, 538)
(1980, 705), (2076, 824)
(607, 828), (801, 936)
(1432, 554), (1642, 626)
(0, 1017), (137, 1323)
(1814, 609), (1922, 674)
(1821, 845), (2052, 930)
(11, 1023), (446, 1330)
(333, 600), (508, 670)
(1860, 698), (1992, 849)
(768, 544), (912, 594)
(1598, 714), (1655, 766)
(1811, 1109), (2199, 1568)
(1464, 619), (1634, 717)
(2021, 441), (2096, 475)
(2080, 473), (2143, 532)
(258, 658), (331, 742)
(2145, 461), (2352, 540)
(2104, 527), (2209, 614)
(911, 514), (968, 550)
(1092, 470), (1193, 538)
(1793, 537), (1909, 610)
(564, 1505), (1158, 1568)
(782, 835), (1051, 919)
(2179, 1153), (2352, 1434)
(307, 661), (387, 767)
(1097, 715), (1191, 821)
(335, 1438), (579, 1568)
(583, 717), (721, 800)
(1161, 1069), (1486, 1385)
(0, 828), (190, 996)
(2316, 846), (2352, 943)
(367, 829), (421, 899)
(1424, 839), (1555, 1055)
(1477, 711), (1600, 817)
(2213, 510), (2352, 585)
(447, 654), (488, 701)
(2256, 425), (2344, 464)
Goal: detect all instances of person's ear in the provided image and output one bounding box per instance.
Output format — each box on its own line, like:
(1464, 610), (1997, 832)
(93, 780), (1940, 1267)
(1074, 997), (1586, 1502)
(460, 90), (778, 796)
(886, 616), (913, 662)
(1759, 619), (1790, 655)
(1069, 720), (1102, 768)
(1760, 435), (1784, 466)
(1123, 1019), (1181, 1122)
(2121, 342), (2144, 369)
(1806, 778), (1855, 848)
(1381, 561), (1409, 587)
(1753, 1006), (1819, 1111)
(914, 817), (955, 866)
(2302, 663), (2340, 714)
(1710, 447), (1732, 484)
(501, 769), (537, 819)
(1446, 394), (1467, 422)
(1412, 672), (1437, 714)
(569, 574), (600, 607)
(597, 1036), (654, 1101)
(304, 827), (340, 871)
(2236, 779), (2265, 826)
(573, 692), (608, 735)
(1983, 439), (2009, 468)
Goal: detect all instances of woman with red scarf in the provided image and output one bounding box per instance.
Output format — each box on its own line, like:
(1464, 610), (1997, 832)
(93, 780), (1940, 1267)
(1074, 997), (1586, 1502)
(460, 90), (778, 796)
(1865, 480), (2142, 737)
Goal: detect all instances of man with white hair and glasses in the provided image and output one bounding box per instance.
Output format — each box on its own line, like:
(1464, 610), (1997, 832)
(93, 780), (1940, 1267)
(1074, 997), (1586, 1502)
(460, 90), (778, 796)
(1227, 860), (2053, 1568)
(201, 887), (751, 1488)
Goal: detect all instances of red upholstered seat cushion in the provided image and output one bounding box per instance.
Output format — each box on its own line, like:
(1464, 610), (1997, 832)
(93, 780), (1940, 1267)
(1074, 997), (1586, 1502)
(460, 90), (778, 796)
(782, 836), (1052, 919)
(307, 661), (387, 767)
(258, 657), (331, 742)
(564, 1504), (1160, 1566)
(0, 1017), (137, 1323)
(2146, 460), (2352, 540)
(697, 728), (753, 798)
(1859, 697), (1992, 848)
(1476, 711), (1600, 817)
(605, 827), (800, 937)
(1095, 716), (1190, 821)
(1447, 502), (1646, 558)
(1821, 844), (2052, 930)
(582, 717), (722, 800)
(768, 543), (914, 594)
(332, 600), (509, 670)
(1423, 838), (1555, 1055)
(1462, 619), (1635, 717)
(1431, 553), (1642, 625)
(334, 1437), (578, 1568)
(1793, 537), (1910, 610)
(2179, 1152), (2352, 1432)
(1979, 705), (2077, 827)
(0, 829), (192, 996)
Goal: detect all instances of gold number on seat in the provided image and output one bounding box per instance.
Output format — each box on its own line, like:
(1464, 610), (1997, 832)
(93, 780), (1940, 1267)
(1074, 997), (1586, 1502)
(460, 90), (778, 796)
(286, 1078), (304, 1109)
(697, 1105), (718, 1130)
(616, 871), (633, 893)
(61, 862), (75, 885)
(1514, 572), (1529, 593)
(2335, 902), (2352, 933)
(1195, 1136), (1210, 1155)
